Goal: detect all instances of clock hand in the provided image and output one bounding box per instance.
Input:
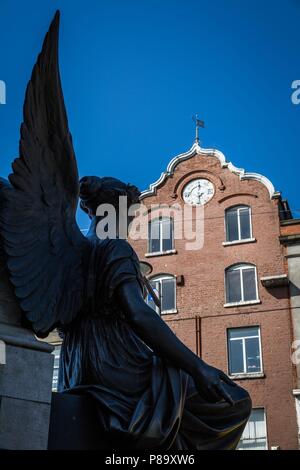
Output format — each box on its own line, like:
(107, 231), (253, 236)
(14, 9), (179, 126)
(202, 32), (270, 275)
(197, 192), (204, 204)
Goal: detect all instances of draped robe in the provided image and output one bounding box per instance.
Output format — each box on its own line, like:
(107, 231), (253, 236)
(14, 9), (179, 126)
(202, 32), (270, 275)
(58, 238), (251, 450)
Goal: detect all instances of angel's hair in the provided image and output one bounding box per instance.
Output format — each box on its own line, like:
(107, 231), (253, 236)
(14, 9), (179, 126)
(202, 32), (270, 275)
(79, 176), (141, 216)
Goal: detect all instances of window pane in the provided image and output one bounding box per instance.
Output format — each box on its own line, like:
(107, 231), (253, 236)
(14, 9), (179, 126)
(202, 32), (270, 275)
(52, 369), (59, 391)
(147, 281), (159, 312)
(242, 268), (257, 301)
(229, 327), (259, 339)
(162, 218), (173, 252)
(228, 338), (244, 374)
(147, 294), (157, 312)
(245, 337), (261, 373)
(226, 209), (239, 241)
(161, 278), (175, 312)
(251, 409), (267, 439)
(226, 269), (242, 303)
(239, 207), (251, 239)
(238, 409), (267, 450)
(149, 220), (160, 253)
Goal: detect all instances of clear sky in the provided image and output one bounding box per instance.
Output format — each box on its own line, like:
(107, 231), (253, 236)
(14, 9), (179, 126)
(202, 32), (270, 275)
(0, 0), (299, 229)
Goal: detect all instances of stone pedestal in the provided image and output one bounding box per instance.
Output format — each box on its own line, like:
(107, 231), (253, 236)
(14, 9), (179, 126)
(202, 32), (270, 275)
(0, 257), (54, 450)
(48, 393), (105, 450)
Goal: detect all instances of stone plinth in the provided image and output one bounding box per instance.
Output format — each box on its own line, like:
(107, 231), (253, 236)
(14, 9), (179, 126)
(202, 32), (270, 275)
(48, 393), (105, 450)
(0, 257), (54, 450)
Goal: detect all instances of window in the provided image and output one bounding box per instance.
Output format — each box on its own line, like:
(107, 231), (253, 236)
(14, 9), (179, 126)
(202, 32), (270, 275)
(146, 275), (176, 314)
(52, 344), (61, 391)
(238, 409), (267, 450)
(225, 263), (259, 304)
(227, 327), (262, 375)
(225, 205), (252, 242)
(148, 217), (174, 254)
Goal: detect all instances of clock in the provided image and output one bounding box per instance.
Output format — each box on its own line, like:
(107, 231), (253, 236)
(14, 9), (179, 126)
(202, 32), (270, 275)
(182, 178), (215, 206)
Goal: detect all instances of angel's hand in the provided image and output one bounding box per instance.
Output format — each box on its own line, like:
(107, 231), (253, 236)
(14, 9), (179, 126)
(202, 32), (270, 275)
(192, 361), (237, 405)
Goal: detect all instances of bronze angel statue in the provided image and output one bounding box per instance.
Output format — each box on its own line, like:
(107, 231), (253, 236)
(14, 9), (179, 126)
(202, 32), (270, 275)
(0, 11), (251, 450)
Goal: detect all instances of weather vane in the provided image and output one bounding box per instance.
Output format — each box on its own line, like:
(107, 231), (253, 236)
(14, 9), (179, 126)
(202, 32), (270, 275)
(192, 114), (204, 144)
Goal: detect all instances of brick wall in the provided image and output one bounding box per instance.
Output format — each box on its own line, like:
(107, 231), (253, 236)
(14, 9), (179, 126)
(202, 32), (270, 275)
(132, 148), (298, 449)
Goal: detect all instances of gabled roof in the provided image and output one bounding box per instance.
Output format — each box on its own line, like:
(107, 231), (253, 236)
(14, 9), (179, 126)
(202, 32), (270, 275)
(141, 142), (280, 200)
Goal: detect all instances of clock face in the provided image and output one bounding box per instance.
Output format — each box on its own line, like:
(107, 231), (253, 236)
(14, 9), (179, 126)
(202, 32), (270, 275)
(182, 178), (215, 206)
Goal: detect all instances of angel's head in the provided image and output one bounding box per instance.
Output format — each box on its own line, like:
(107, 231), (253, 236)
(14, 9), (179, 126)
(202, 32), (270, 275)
(79, 176), (141, 219)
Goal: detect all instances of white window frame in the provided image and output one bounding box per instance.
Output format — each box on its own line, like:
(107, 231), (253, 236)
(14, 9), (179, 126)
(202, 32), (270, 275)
(227, 326), (263, 376)
(147, 217), (174, 255)
(52, 343), (62, 392)
(147, 274), (177, 315)
(225, 205), (253, 243)
(238, 408), (268, 450)
(225, 263), (260, 306)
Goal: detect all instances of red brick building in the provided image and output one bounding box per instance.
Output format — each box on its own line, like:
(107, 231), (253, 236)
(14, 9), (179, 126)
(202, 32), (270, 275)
(48, 140), (300, 450)
(132, 141), (299, 450)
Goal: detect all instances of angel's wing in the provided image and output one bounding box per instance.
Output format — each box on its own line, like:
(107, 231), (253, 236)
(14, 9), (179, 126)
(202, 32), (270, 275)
(0, 11), (89, 337)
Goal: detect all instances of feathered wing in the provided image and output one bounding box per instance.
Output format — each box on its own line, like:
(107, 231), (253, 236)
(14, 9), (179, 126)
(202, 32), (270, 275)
(0, 11), (89, 337)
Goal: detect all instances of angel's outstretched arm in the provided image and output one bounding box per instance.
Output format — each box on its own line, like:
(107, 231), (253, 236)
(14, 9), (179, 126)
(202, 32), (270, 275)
(117, 279), (236, 405)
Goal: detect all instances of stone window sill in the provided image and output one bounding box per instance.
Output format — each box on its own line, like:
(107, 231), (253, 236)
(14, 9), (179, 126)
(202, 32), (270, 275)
(229, 372), (265, 380)
(222, 238), (256, 247)
(260, 274), (289, 288)
(224, 300), (261, 308)
(161, 309), (178, 315)
(145, 249), (177, 258)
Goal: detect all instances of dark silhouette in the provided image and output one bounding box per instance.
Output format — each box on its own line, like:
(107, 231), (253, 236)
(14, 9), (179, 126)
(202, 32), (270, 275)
(0, 11), (251, 449)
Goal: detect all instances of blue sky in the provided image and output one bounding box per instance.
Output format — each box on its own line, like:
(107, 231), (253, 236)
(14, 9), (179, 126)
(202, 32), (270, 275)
(0, 0), (299, 229)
